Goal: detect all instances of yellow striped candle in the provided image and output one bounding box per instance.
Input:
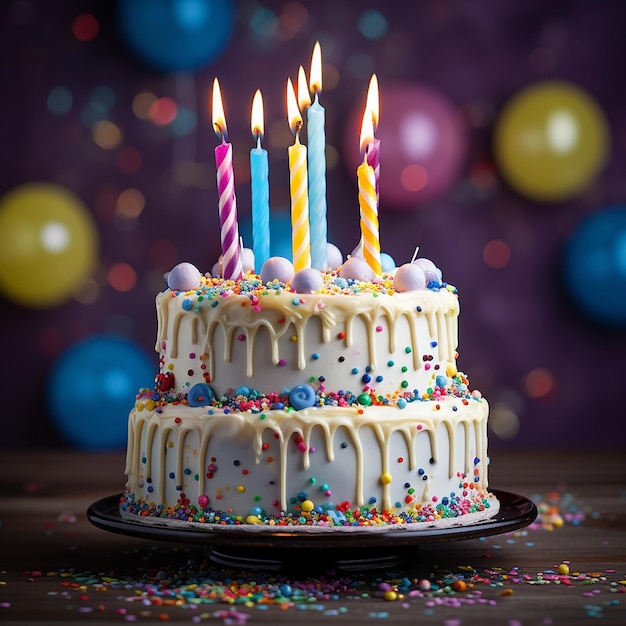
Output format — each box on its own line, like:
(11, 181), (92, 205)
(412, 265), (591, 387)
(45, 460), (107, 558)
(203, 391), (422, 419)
(286, 77), (310, 271)
(358, 106), (381, 276)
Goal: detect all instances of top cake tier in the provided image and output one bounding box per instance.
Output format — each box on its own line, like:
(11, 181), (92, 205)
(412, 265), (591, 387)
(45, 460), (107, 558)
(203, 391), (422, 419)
(155, 271), (462, 404)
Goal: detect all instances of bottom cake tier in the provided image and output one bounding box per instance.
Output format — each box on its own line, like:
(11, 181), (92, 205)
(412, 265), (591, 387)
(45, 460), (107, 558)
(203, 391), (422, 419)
(120, 396), (498, 530)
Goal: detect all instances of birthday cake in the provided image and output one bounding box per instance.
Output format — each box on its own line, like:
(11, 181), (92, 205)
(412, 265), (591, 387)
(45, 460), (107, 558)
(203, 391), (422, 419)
(120, 49), (498, 532)
(120, 251), (498, 532)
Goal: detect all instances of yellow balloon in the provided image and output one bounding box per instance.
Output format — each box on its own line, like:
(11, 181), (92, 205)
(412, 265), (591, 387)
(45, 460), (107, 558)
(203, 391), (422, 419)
(494, 80), (609, 202)
(0, 183), (99, 308)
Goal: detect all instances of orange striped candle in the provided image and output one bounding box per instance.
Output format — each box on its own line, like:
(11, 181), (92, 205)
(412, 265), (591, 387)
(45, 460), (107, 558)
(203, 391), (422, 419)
(286, 77), (310, 271)
(358, 106), (381, 277)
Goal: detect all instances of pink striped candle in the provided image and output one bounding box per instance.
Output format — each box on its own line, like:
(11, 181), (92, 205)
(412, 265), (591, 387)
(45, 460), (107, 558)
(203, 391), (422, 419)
(211, 78), (242, 281)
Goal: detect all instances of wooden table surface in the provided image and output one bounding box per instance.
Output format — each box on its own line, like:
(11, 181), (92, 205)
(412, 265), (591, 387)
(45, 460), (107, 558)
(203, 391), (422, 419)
(1, 448), (625, 625)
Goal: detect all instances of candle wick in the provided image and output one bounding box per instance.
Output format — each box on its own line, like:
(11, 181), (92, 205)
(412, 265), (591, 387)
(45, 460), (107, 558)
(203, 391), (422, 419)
(214, 122), (228, 143)
(256, 133), (262, 149)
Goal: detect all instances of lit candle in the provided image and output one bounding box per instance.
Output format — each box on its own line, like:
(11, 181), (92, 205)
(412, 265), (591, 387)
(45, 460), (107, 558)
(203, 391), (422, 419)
(250, 89), (270, 273)
(286, 77), (311, 272)
(364, 74), (380, 198)
(211, 78), (242, 281)
(306, 42), (328, 270)
(358, 107), (381, 277)
(355, 75), (380, 259)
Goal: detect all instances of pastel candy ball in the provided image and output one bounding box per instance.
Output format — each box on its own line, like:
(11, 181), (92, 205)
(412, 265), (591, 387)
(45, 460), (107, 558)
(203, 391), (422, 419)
(241, 247), (255, 273)
(187, 383), (215, 407)
(413, 257), (442, 284)
(167, 262), (201, 291)
(291, 268), (323, 293)
(394, 263), (426, 292)
(380, 252), (396, 273)
(289, 384), (317, 410)
(339, 255), (376, 282)
(260, 256), (295, 284)
(350, 242), (364, 258)
(326, 243), (343, 270)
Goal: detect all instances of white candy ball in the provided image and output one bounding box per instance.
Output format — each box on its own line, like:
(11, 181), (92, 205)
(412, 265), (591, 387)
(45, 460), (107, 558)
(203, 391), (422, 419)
(326, 243), (343, 270)
(339, 255), (376, 282)
(350, 242), (364, 258)
(260, 256), (295, 284)
(394, 263), (426, 292)
(241, 247), (255, 273)
(291, 268), (323, 293)
(211, 261), (220, 277)
(167, 262), (202, 291)
(413, 257), (442, 284)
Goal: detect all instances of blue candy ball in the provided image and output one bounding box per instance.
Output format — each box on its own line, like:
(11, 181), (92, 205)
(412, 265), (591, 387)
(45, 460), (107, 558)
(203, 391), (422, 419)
(187, 383), (216, 407)
(289, 384), (317, 410)
(380, 252), (396, 272)
(435, 374), (447, 388)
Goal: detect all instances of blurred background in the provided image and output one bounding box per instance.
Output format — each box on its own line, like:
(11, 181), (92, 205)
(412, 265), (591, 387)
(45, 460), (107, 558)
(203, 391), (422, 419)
(1, 0), (625, 451)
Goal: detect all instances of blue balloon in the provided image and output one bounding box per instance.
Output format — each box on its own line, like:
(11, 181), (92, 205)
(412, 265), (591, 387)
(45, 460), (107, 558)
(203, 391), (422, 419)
(47, 335), (154, 449)
(563, 205), (626, 326)
(117, 0), (234, 73)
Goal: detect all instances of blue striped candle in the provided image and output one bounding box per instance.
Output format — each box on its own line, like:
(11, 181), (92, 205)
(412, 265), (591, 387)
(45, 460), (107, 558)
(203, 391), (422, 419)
(250, 90), (270, 273)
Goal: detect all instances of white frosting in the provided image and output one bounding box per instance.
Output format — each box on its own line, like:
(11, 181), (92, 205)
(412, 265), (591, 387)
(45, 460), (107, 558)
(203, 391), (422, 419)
(122, 277), (496, 529)
(156, 283), (460, 399)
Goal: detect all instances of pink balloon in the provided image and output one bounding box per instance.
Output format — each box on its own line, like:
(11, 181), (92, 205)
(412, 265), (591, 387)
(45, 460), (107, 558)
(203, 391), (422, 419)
(344, 82), (467, 210)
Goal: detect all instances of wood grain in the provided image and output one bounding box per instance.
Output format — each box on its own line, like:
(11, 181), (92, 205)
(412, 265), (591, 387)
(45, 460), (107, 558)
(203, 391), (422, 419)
(0, 448), (624, 624)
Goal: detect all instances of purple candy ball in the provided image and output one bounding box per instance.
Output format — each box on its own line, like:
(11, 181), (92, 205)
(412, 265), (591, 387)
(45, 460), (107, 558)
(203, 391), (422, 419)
(260, 256), (295, 284)
(167, 262), (201, 291)
(394, 263), (426, 292)
(339, 255), (376, 282)
(291, 268), (323, 293)
(413, 257), (442, 284)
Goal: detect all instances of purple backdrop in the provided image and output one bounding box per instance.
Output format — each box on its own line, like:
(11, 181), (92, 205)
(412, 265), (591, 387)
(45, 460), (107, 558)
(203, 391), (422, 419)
(1, 0), (625, 450)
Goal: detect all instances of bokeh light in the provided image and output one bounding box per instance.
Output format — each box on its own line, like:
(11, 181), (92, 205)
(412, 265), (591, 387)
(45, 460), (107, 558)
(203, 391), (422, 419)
(489, 402), (521, 440)
(132, 91), (157, 120)
(115, 188), (145, 219)
(107, 262), (137, 292)
(400, 164), (428, 192)
(47, 86), (73, 116)
(148, 97), (178, 126)
(92, 120), (123, 150)
(483, 239), (511, 269)
(523, 367), (556, 400)
(357, 9), (388, 40)
(72, 13), (99, 42)
(277, 2), (309, 40)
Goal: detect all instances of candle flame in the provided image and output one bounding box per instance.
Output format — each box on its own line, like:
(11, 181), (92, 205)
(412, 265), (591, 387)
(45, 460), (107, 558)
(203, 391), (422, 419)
(310, 41), (322, 94)
(286, 78), (302, 135)
(212, 77), (227, 140)
(297, 66), (311, 111)
(359, 104), (375, 154)
(251, 89), (264, 141)
(366, 74), (379, 129)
